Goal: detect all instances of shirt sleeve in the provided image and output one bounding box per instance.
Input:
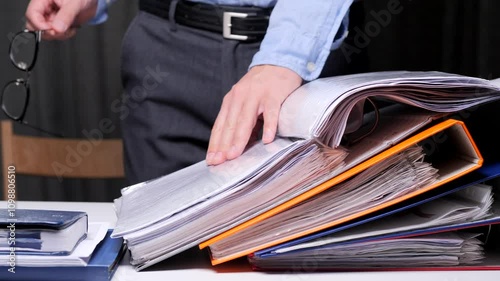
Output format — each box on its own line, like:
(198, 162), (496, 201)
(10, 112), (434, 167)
(249, 0), (353, 81)
(87, 0), (118, 25)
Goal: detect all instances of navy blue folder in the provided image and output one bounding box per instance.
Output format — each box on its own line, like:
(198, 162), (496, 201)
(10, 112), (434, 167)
(0, 230), (126, 281)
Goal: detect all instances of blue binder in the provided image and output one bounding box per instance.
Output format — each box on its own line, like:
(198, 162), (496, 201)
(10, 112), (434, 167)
(255, 161), (500, 258)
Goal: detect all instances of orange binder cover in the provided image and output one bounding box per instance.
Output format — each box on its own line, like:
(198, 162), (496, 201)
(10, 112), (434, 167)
(200, 119), (483, 265)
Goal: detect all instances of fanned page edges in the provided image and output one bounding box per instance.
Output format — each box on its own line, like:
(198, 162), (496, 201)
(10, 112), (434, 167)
(277, 71), (500, 148)
(111, 71), (500, 270)
(206, 120), (483, 265)
(114, 138), (349, 271)
(199, 105), (442, 249)
(207, 145), (438, 262)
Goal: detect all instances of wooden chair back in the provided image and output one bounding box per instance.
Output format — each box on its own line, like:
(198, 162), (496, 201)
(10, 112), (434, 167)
(1, 120), (125, 199)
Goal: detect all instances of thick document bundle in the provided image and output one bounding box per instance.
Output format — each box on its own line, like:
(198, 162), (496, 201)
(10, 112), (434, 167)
(249, 159), (500, 271)
(249, 231), (494, 271)
(249, 183), (500, 271)
(111, 71), (500, 270)
(203, 119), (483, 264)
(256, 162), (500, 256)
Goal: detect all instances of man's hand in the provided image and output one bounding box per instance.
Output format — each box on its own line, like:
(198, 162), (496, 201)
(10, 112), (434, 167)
(206, 65), (303, 165)
(25, 0), (98, 40)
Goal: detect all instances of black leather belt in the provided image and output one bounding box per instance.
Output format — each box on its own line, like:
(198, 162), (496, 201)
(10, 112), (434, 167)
(139, 0), (272, 41)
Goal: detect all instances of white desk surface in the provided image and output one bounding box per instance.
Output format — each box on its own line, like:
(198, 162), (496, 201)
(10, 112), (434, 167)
(11, 201), (500, 281)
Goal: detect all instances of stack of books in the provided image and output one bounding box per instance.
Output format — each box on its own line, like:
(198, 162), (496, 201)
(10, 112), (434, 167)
(0, 209), (125, 281)
(0, 209), (88, 256)
(111, 71), (500, 272)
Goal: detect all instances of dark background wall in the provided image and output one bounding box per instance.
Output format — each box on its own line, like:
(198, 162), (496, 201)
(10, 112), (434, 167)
(1, 0), (499, 202)
(345, 0), (500, 78)
(0, 0), (138, 201)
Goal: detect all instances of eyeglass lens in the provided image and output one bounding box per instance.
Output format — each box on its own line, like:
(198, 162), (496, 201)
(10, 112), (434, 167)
(2, 81), (28, 120)
(10, 31), (37, 71)
(3, 31), (64, 137)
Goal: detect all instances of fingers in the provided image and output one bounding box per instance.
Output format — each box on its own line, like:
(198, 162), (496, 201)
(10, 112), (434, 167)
(25, 0), (53, 30)
(249, 118), (264, 144)
(44, 27), (78, 40)
(25, 0), (83, 40)
(26, 21), (36, 31)
(208, 85), (259, 165)
(51, 0), (82, 33)
(223, 85), (259, 161)
(206, 65), (303, 166)
(207, 95), (231, 164)
(262, 101), (280, 144)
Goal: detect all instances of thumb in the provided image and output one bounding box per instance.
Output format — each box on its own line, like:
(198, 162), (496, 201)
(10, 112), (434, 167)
(51, 1), (82, 33)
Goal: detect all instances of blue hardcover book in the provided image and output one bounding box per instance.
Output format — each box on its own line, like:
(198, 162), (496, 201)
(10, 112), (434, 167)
(255, 161), (500, 258)
(0, 209), (88, 255)
(0, 230), (126, 281)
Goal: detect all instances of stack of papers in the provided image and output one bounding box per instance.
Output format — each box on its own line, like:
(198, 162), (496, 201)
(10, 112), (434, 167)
(113, 138), (347, 267)
(270, 183), (496, 254)
(249, 232), (485, 269)
(248, 183), (498, 269)
(208, 145), (438, 260)
(111, 71), (500, 270)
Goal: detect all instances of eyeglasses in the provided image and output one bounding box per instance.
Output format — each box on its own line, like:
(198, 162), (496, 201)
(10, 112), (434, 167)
(2, 30), (63, 137)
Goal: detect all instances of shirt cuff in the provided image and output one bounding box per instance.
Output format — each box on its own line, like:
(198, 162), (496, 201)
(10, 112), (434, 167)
(249, 1), (352, 81)
(87, 0), (110, 25)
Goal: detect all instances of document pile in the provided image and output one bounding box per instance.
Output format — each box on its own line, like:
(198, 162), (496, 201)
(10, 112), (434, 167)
(111, 71), (500, 271)
(0, 209), (125, 281)
(249, 183), (499, 270)
(0, 209), (88, 256)
(251, 232), (485, 269)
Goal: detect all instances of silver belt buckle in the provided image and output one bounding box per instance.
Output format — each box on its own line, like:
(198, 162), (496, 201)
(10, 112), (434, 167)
(223, 12), (250, 41)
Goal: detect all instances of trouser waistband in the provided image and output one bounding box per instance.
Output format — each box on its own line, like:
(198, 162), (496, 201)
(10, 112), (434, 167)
(139, 0), (272, 41)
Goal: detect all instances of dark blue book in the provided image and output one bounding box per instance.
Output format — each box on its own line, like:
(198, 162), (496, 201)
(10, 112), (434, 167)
(0, 209), (87, 255)
(0, 209), (87, 230)
(0, 230), (125, 281)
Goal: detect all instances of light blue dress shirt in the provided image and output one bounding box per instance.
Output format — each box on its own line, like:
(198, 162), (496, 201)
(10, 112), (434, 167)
(90, 0), (352, 81)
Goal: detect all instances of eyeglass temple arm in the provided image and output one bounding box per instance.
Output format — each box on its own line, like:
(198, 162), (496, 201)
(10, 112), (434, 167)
(20, 120), (65, 138)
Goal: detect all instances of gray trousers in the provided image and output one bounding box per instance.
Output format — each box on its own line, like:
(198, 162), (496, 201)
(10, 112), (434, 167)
(120, 10), (350, 185)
